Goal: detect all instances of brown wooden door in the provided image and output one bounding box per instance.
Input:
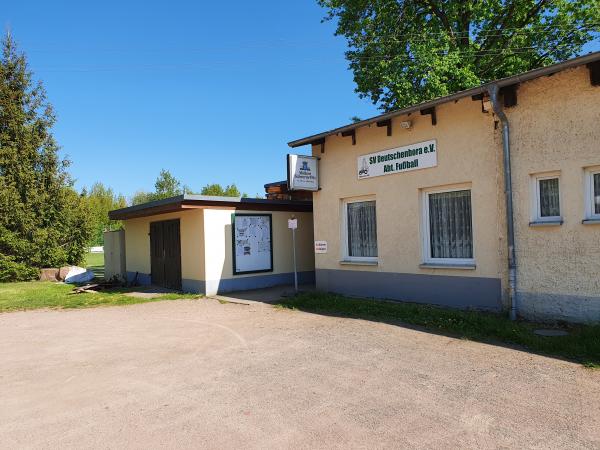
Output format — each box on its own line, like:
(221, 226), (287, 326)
(150, 219), (182, 290)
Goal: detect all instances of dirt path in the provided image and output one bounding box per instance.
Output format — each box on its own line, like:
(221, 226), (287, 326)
(1, 298), (598, 449)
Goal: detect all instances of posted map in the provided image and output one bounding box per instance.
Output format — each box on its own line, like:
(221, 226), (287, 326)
(233, 215), (272, 273)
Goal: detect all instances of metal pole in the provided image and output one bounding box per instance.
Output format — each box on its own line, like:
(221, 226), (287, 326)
(488, 84), (518, 321)
(292, 227), (298, 293)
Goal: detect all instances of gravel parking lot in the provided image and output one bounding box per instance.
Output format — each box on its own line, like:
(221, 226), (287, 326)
(1, 297), (599, 449)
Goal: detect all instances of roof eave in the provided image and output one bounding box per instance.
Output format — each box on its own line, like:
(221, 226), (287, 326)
(109, 195), (313, 220)
(287, 51), (600, 148)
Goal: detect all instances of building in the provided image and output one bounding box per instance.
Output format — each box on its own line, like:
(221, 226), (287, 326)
(264, 181), (312, 201)
(109, 195), (314, 295)
(288, 52), (600, 323)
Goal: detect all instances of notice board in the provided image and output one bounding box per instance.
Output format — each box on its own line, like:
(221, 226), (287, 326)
(232, 214), (273, 275)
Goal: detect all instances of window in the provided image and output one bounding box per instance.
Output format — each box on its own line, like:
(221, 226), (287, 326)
(584, 168), (600, 221)
(422, 188), (474, 264)
(342, 198), (378, 262)
(531, 173), (561, 223)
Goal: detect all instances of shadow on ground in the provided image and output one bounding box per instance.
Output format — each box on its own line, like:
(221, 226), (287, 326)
(212, 284), (316, 304)
(88, 265), (104, 280)
(103, 283), (599, 368)
(260, 289), (600, 368)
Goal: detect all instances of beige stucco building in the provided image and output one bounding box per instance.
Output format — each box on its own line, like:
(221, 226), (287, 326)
(109, 53), (599, 323)
(109, 196), (314, 295)
(288, 52), (600, 323)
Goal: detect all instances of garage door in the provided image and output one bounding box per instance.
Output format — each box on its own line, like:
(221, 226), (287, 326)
(150, 219), (182, 290)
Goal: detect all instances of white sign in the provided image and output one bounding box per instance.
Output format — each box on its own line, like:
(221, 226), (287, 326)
(233, 214), (272, 274)
(314, 240), (328, 254)
(357, 139), (437, 180)
(288, 218), (298, 229)
(288, 154), (319, 191)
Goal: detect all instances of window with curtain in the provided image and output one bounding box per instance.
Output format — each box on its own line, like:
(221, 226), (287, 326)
(345, 200), (377, 259)
(585, 170), (600, 221)
(538, 177), (560, 217)
(594, 173), (600, 215)
(427, 190), (473, 260)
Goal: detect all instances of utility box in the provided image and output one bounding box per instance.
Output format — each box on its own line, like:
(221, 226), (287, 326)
(104, 229), (126, 281)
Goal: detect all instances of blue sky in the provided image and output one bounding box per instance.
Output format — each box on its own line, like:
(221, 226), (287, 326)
(3, 1), (379, 198)
(2, 2), (599, 199)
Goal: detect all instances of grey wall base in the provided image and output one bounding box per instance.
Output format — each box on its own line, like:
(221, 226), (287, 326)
(182, 279), (205, 293)
(518, 291), (600, 324)
(126, 271), (151, 286)
(126, 271), (315, 296)
(316, 268), (502, 311)
(210, 271), (315, 295)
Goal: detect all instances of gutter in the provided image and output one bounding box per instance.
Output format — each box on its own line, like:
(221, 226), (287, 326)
(488, 84), (518, 321)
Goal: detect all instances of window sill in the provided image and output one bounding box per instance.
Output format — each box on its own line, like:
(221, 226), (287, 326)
(582, 218), (600, 225)
(339, 260), (378, 266)
(529, 220), (563, 227)
(419, 262), (476, 270)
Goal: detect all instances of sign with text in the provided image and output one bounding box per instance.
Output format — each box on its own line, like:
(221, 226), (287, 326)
(288, 218), (298, 229)
(357, 139), (437, 180)
(288, 154), (319, 191)
(314, 241), (328, 254)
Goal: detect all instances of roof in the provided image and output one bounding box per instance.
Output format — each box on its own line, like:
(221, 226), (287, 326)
(109, 194), (312, 220)
(288, 51), (600, 148)
(263, 180), (287, 188)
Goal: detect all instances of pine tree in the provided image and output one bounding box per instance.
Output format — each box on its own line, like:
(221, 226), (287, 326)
(0, 33), (92, 281)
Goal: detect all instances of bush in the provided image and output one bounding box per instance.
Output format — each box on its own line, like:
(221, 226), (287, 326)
(0, 255), (39, 282)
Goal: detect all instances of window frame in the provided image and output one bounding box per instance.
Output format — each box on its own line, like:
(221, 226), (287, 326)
(584, 167), (600, 221)
(421, 186), (475, 266)
(340, 196), (378, 263)
(530, 172), (562, 224)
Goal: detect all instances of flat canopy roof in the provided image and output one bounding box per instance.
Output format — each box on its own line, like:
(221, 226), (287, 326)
(288, 51), (600, 148)
(109, 194), (312, 220)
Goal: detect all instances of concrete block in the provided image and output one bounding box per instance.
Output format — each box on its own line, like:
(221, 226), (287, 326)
(58, 266), (73, 281)
(39, 268), (59, 282)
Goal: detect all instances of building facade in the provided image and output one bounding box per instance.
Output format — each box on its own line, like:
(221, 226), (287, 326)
(110, 196), (314, 295)
(289, 54), (600, 323)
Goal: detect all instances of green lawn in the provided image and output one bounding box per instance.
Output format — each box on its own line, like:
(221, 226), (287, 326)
(277, 292), (600, 368)
(85, 252), (105, 280)
(0, 281), (202, 312)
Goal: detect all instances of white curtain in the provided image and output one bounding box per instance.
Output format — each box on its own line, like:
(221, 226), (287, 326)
(429, 190), (472, 259)
(347, 201), (377, 257)
(539, 178), (560, 217)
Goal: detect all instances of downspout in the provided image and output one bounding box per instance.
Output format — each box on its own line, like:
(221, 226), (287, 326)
(488, 84), (518, 321)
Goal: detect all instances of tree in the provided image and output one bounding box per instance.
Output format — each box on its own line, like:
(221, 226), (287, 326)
(82, 182), (127, 246)
(0, 33), (92, 280)
(154, 169), (182, 198)
(130, 174), (249, 205)
(130, 190), (154, 206)
(318, 0), (600, 111)
(130, 169), (184, 205)
(200, 183), (248, 197)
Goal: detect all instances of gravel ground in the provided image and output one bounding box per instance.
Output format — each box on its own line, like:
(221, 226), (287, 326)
(1, 297), (599, 449)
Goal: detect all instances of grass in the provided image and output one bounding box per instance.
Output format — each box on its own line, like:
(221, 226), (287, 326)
(0, 281), (202, 312)
(85, 252), (105, 280)
(277, 292), (600, 368)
